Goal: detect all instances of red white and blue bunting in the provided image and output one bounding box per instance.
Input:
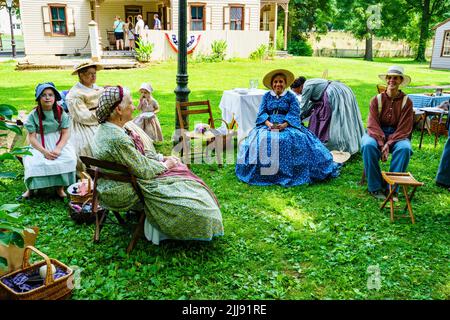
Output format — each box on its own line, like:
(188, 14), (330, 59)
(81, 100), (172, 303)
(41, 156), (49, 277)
(165, 33), (201, 54)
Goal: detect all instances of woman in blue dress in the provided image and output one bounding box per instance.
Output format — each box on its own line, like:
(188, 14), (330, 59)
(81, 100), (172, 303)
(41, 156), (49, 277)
(235, 69), (340, 187)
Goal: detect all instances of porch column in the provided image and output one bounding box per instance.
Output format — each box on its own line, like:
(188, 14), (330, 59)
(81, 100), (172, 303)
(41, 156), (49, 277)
(284, 4), (288, 50)
(273, 2), (278, 49)
(88, 20), (102, 61)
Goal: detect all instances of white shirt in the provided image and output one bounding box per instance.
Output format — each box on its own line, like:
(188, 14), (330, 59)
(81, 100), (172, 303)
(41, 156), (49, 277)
(135, 19), (145, 36)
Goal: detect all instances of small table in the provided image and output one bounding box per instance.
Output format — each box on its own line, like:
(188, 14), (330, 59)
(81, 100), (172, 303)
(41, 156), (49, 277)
(219, 89), (267, 143)
(380, 172), (424, 224)
(417, 107), (448, 149)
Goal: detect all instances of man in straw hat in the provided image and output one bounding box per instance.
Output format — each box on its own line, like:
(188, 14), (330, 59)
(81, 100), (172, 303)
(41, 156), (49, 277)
(65, 61), (155, 175)
(361, 66), (414, 200)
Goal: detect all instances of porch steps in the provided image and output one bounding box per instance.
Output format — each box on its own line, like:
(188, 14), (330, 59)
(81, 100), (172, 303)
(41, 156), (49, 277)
(276, 50), (293, 58)
(102, 50), (136, 58)
(16, 55), (140, 71)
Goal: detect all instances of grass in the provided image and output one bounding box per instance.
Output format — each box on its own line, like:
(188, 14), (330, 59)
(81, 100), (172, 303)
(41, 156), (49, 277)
(0, 56), (449, 300)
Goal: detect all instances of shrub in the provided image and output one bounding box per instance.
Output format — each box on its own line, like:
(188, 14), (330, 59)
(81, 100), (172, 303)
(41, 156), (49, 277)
(210, 40), (227, 62)
(288, 39), (313, 56)
(249, 44), (268, 61)
(135, 40), (154, 62)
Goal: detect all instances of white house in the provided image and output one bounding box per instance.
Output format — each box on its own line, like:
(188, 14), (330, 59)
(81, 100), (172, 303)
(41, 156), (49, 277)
(0, 8), (22, 36)
(430, 18), (450, 70)
(18, 0), (290, 60)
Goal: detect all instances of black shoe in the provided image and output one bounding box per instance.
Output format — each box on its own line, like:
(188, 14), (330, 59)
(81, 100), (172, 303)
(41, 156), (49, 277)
(369, 190), (386, 200)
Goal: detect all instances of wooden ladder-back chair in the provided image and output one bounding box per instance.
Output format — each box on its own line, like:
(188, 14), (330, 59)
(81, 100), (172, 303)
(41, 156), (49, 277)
(80, 156), (146, 254)
(176, 100), (236, 166)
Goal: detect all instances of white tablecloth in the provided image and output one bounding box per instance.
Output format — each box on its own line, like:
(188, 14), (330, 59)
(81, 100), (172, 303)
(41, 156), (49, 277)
(219, 89), (267, 142)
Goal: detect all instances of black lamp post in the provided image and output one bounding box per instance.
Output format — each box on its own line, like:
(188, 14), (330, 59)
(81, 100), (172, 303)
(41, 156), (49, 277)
(174, 0), (190, 137)
(6, 0), (17, 58)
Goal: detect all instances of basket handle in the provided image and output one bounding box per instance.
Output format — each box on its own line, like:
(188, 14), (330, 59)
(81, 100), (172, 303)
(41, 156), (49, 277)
(80, 172), (92, 193)
(22, 246), (55, 285)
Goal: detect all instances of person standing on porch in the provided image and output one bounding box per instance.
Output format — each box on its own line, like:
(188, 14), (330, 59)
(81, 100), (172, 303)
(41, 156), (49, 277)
(113, 16), (125, 51)
(153, 14), (161, 30)
(135, 15), (145, 47)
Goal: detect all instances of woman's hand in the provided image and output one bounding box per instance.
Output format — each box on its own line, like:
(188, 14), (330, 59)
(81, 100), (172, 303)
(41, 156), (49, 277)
(265, 120), (273, 129)
(163, 157), (179, 169)
(50, 147), (62, 159)
(278, 122), (288, 131)
(43, 149), (57, 160)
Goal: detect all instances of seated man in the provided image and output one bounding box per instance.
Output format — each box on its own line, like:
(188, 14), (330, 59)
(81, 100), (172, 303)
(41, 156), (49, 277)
(361, 66), (414, 199)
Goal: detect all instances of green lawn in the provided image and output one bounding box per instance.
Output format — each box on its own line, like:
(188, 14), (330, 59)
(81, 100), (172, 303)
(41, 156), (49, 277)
(0, 57), (449, 300)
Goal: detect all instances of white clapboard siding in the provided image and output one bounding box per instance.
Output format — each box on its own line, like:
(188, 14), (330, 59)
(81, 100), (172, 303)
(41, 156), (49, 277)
(20, 0), (91, 56)
(431, 20), (450, 70)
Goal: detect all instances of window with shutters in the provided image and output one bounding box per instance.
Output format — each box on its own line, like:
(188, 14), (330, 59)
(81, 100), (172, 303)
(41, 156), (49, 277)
(230, 7), (243, 30)
(50, 5), (67, 35)
(442, 30), (450, 57)
(190, 5), (204, 30)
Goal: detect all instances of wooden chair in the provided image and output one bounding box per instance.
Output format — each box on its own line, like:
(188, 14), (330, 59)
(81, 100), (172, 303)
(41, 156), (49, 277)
(380, 172), (423, 224)
(175, 100), (236, 166)
(377, 84), (386, 93)
(80, 156), (146, 253)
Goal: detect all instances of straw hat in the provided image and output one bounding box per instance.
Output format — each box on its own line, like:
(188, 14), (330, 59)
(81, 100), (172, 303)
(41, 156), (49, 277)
(71, 61), (104, 75)
(378, 66), (411, 87)
(330, 150), (351, 164)
(262, 69), (295, 89)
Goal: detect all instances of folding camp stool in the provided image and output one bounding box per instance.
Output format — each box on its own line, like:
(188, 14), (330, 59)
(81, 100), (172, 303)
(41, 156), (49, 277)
(380, 172), (424, 224)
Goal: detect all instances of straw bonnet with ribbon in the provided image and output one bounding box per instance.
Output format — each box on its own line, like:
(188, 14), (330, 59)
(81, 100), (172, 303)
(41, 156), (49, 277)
(378, 66), (411, 87)
(330, 150), (351, 164)
(262, 69), (295, 89)
(71, 61), (104, 75)
(96, 86), (124, 124)
(139, 83), (154, 93)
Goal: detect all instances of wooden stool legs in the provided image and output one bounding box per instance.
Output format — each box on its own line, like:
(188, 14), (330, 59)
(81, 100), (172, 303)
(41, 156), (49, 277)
(380, 183), (417, 224)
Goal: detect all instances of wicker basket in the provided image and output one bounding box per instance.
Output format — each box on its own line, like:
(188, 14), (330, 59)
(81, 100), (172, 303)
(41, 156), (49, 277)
(0, 246), (73, 300)
(68, 199), (105, 225)
(67, 172), (93, 203)
(430, 118), (449, 136)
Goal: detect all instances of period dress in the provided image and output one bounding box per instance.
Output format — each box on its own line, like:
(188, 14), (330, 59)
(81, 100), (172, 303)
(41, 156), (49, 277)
(91, 122), (224, 243)
(23, 109), (76, 190)
(133, 97), (164, 142)
(236, 90), (340, 187)
(66, 82), (156, 173)
(300, 79), (364, 155)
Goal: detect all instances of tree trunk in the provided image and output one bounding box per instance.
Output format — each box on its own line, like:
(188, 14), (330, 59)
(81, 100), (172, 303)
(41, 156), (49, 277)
(415, 0), (431, 62)
(364, 34), (373, 61)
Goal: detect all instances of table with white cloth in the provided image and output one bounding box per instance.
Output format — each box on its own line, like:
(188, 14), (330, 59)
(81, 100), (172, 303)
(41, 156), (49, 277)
(218, 89), (267, 143)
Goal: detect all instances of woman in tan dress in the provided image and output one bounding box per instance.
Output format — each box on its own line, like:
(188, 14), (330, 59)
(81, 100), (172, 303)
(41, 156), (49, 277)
(65, 61), (155, 174)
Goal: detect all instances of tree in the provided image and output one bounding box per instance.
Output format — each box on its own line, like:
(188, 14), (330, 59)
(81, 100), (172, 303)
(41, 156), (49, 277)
(333, 0), (383, 61)
(288, 0), (335, 42)
(402, 0), (450, 62)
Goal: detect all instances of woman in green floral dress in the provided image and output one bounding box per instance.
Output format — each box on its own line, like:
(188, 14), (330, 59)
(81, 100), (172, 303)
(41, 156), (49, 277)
(91, 86), (224, 244)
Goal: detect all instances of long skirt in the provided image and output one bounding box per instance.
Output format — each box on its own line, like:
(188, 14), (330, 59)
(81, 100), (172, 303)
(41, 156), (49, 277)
(23, 131), (76, 190)
(436, 137), (450, 187)
(133, 114), (164, 142)
(235, 125), (340, 187)
(325, 82), (365, 155)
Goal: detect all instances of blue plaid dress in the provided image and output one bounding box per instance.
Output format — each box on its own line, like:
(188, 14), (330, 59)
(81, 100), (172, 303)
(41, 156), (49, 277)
(235, 90), (340, 187)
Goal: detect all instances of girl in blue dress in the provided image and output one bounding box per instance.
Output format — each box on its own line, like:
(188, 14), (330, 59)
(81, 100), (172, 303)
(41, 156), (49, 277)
(235, 69), (340, 187)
